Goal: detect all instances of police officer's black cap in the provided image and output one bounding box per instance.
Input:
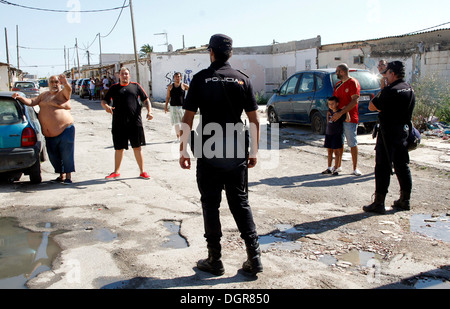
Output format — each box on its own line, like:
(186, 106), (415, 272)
(208, 34), (233, 52)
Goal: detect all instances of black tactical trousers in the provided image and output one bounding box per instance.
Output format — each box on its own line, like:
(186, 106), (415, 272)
(196, 159), (258, 249)
(375, 131), (412, 195)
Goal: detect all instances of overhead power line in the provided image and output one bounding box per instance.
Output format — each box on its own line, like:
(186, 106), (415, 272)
(14, 0), (127, 64)
(403, 21), (450, 36)
(101, 0), (127, 38)
(0, 0), (129, 13)
(19, 46), (75, 51)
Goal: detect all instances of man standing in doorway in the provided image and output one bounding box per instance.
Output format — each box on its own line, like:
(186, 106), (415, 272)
(101, 67), (153, 180)
(331, 63), (362, 176)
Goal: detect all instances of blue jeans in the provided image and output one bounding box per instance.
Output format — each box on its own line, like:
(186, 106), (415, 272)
(342, 122), (358, 148)
(45, 125), (75, 174)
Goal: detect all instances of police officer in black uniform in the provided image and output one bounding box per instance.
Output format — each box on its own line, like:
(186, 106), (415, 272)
(363, 61), (415, 214)
(179, 34), (262, 276)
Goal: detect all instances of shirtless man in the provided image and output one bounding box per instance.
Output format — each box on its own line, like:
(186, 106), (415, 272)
(13, 74), (75, 184)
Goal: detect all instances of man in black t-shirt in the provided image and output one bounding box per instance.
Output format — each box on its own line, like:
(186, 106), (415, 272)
(179, 34), (262, 276)
(101, 67), (153, 180)
(364, 61), (415, 214)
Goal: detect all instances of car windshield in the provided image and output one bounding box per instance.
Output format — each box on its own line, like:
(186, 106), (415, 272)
(0, 99), (21, 125)
(15, 82), (35, 89)
(332, 71), (380, 90)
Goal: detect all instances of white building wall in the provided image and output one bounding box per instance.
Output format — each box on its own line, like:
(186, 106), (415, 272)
(125, 61), (151, 96)
(0, 66), (9, 91)
(268, 48), (318, 92)
(318, 48), (369, 70)
(150, 47), (318, 100)
(421, 49), (450, 80)
(318, 45), (450, 83)
(150, 53), (210, 101)
(230, 54), (271, 96)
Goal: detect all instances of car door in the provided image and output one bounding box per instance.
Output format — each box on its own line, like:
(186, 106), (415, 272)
(0, 98), (25, 149)
(292, 72), (315, 123)
(274, 73), (300, 121)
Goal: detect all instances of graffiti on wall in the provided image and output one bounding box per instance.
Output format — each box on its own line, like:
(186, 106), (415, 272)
(165, 69), (193, 87)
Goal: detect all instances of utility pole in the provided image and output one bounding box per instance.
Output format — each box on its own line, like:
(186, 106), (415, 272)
(64, 45), (67, 72)
(129, 0), (140, 84)
(86, 50), (90, 66)
(75, 38), (80, 78)
(5, 28), (11, 90)
(67, 47), (70, 77)
(98, 33), (102, 75)
(16, 25), (19, 70)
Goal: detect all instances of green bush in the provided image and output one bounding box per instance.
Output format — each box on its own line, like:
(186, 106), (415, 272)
(435, 95), (450, 124)
(412, 73), (450, 130)
(255, 91), (269, 105)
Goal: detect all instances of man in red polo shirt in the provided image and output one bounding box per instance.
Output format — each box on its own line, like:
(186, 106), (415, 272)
(331, 63), (362, 176)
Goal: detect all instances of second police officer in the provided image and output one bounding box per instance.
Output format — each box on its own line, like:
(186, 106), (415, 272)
(364, 61), (415, 214)
(179, 34), (263, 276)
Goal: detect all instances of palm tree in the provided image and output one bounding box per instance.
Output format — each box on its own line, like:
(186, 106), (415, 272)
(139, 44), (153, 58)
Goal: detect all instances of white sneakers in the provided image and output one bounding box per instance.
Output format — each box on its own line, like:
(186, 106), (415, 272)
(322, 167), (362, 176)
(353, 168), (362, 176)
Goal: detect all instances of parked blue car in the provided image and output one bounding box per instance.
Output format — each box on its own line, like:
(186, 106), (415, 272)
(266, 68), (380, 134)
(0, 91), (45, 183)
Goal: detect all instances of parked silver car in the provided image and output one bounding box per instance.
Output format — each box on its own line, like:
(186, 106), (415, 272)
(12, 81), (40, 98)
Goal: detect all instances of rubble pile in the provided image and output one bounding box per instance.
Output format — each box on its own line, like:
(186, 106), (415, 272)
(422, 119), (450, 140)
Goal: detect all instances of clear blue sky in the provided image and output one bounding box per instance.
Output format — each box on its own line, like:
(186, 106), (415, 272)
(1, 0), (449, 77)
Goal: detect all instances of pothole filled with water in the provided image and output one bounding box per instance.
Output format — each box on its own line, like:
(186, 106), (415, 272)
(162, 221), (189, 249)
(259, 224), (303, 252)
(410, 213), (450, 243)
(412, 276), (450, 289)
(0, 217), (62, 289)
(91, 228), (118, 242)
(319, 249), (383, 268)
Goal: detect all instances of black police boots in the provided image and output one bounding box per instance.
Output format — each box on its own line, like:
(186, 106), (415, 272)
(392, 191), (411, 211)
(363, 192), (386, 214)
(197, 245), (225, 276)
(242, 242), (263, 275)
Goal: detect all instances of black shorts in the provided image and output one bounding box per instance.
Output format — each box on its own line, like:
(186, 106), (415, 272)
(324, 133), (343, 149)
(112, 126), (146, 150)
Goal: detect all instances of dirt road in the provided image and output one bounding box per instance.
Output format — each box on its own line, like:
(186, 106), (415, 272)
(0, 97), (449, 290)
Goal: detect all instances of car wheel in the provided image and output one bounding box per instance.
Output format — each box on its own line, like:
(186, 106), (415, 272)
(364, 122), (375, 134)
(311, 112), (326, 135)
(2, 172), (22, 183)
(267, 108), (280, 126)
(29, 160), (42, 184)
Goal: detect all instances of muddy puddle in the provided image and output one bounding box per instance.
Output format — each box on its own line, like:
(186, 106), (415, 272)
(259, 224), (303, 252)
(0, 217), (62, 289)
(412, 276), (450, 289)
(91, 228), (118, 242)
(162, 221), (189, 249)
(319, 249), (383, 268)
(409, 213), (449, 243)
